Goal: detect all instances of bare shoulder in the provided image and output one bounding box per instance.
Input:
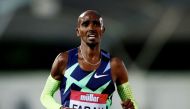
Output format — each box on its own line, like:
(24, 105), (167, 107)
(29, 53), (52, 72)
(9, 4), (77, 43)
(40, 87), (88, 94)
(56, 51), (69, 64)
(110, 57), (128, 85)
(51, 51), (69, 80)
(110, 57), (124, 67)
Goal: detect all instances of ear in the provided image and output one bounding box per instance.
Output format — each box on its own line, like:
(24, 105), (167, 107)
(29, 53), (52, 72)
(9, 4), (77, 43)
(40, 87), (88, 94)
(76, 28), (80, 37)
(102, 26), (105, 33)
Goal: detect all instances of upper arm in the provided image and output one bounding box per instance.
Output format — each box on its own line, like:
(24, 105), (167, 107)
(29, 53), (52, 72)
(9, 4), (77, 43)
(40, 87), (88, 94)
(50, 52), (68, 81)
(111, 57), (129, 86)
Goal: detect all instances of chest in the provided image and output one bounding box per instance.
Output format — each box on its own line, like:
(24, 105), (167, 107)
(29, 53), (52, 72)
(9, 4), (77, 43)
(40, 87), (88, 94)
(64, 63), (113, 93)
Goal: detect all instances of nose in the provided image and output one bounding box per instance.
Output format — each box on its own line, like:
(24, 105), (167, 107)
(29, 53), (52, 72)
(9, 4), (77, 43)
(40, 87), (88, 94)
(88, 23), (96, 34)
(88, 22), (95, 30)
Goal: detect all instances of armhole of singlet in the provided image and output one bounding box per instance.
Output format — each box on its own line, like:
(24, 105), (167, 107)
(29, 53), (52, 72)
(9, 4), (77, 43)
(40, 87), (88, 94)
(101, 49), (110, 59)
(101, 49), (116, 84)
(66, 48), (78, 69)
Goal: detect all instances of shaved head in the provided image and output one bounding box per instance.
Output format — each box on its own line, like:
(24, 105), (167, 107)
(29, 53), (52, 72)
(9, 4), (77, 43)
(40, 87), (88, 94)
(79, 10), (101, 19)
(77, 10), (103, 27)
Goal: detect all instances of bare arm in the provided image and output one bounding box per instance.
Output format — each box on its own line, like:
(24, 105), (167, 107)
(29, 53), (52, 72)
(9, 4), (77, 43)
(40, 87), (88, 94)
(40, 52), (68, 109)
(51, 52), (68, 80)
(111, 57), (128, 85)
(111, 57), (137, 109)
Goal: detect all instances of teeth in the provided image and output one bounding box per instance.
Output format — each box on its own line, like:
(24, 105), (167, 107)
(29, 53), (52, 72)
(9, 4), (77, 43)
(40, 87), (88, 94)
(89, 34), (95, 37)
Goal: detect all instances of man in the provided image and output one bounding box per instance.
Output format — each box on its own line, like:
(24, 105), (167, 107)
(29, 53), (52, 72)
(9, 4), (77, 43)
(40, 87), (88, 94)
(40, 10), (138, 109)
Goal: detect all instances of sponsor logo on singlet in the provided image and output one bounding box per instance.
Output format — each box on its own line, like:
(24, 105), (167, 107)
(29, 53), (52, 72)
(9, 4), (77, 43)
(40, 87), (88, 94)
(80, 94), (99, 102)
(69, 90), (108, 109)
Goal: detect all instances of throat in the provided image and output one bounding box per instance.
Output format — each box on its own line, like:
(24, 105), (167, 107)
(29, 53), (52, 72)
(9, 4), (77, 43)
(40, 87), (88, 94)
(87, 43), (97, 49)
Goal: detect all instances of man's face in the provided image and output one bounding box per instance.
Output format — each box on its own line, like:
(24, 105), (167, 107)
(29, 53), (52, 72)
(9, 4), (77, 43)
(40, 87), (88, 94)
(76, 12), (105, 47)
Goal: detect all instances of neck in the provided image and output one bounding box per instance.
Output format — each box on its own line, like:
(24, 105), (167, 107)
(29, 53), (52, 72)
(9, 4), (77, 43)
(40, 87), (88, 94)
(80, 43), (100, 58)
(79, 44), (101, 66)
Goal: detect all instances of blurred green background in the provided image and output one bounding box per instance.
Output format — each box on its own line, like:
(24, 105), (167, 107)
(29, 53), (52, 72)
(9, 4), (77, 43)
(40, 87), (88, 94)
(0, 0), (190, 109)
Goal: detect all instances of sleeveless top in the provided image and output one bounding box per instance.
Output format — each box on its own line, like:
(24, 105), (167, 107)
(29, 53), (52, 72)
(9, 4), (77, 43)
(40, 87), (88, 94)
(60, 47), (115, 109)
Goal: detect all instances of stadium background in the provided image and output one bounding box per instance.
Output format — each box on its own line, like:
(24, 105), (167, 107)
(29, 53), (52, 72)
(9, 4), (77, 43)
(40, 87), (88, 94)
(0, 0), (190, 109)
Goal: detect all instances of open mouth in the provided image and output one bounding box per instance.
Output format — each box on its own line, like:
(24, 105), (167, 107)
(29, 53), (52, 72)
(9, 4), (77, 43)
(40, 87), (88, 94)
(88, 34), (95, 37)
(88, 34), (96, 40)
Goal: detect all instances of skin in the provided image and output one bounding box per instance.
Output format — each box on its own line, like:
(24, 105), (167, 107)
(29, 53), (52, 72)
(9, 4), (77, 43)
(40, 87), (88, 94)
(50, 10), (134, 109)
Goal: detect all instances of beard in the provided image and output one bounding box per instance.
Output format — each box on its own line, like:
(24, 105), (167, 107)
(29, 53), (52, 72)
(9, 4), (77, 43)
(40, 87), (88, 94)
(86, 42), (98, 49)
(81, 36), (100, 49)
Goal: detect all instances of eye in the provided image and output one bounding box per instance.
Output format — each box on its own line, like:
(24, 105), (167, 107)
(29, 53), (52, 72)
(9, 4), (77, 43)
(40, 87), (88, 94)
(81, 21), (89, 27)
(93, 21), (101, 27)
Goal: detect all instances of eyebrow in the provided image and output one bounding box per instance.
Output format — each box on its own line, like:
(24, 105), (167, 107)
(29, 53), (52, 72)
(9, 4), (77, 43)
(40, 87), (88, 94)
(81, 19), (100, 23)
